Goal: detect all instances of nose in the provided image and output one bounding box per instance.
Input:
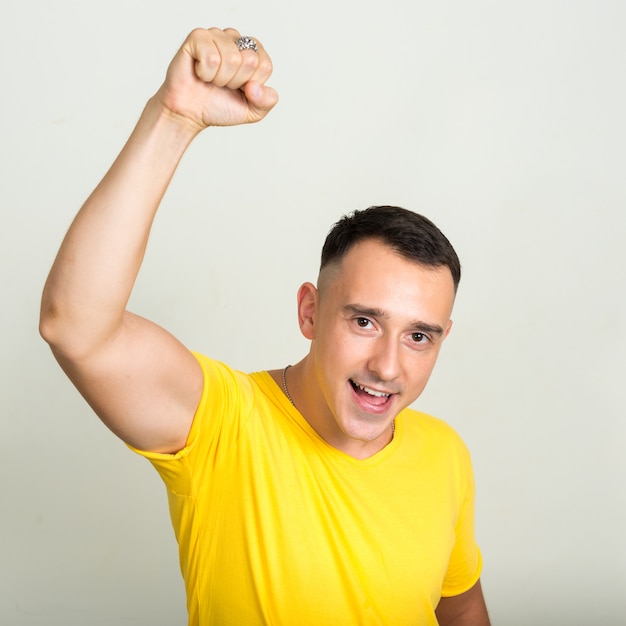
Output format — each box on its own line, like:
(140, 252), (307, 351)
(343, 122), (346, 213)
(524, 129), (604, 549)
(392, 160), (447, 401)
(367, 335), (401, 383)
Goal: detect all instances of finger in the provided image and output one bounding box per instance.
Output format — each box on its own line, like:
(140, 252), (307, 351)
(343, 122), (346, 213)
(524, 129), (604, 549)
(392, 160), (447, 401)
(245, 41), (274, 86)
(187, 28), (244, 87)
(224, 48), (262, 90)
(242, 80), (279, 122)
(222, 31), (273, 90)
(216, 27), (259, 88)
(183, 29), (222, 84)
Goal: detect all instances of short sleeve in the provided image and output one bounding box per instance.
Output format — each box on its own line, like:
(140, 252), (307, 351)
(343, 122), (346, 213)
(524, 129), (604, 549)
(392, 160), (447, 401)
(440, 443), (483, 596)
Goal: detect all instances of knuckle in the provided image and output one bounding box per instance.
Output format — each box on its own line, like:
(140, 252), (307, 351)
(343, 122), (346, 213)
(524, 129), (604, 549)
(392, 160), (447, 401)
(258, 58), (273, 75)
(189, 27), (210, 43)
(226, 51), (243, 68)
(203, 51), (221, 70)
(242, 53), (260, 71)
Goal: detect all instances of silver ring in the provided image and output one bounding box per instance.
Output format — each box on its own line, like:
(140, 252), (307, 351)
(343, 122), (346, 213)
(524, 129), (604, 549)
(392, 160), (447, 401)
(236, 36), (259, 52)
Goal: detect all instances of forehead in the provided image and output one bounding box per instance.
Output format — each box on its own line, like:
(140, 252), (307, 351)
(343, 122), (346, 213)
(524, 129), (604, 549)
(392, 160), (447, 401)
(318, 240), (456, 320)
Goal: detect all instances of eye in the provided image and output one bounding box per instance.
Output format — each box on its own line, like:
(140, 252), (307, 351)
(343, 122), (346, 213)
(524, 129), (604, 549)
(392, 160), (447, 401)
(355, 317), (372, 328)
(411, 332), (428, 344)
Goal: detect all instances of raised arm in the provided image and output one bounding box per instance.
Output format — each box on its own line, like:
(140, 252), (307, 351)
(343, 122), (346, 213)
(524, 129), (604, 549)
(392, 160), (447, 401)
(40, 28), (278, 453)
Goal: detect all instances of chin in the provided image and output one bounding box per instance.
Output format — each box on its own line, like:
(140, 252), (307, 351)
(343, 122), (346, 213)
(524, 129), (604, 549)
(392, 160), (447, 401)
(338, 411), (393, 442)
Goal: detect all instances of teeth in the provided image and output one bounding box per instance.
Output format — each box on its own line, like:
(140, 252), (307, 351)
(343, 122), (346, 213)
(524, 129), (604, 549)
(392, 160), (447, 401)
(356, 383), (390, 398)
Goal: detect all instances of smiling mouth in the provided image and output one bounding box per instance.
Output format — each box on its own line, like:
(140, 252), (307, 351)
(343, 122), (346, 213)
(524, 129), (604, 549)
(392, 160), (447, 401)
(350, 379), (393, 401)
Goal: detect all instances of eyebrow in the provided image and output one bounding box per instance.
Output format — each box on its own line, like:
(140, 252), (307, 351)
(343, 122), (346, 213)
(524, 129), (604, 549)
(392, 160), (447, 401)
(343, 304), (445, 336)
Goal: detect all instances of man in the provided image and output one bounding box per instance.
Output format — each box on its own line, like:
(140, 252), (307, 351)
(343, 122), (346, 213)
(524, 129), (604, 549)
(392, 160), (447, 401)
(40, 27), (489, 625)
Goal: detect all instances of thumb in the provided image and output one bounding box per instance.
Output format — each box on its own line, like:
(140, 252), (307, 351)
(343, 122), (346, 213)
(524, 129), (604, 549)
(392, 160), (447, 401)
(244, 81), (279, 120)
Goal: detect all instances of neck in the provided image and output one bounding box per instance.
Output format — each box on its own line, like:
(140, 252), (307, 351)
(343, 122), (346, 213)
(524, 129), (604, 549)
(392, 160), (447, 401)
(276, 358), (395, 460)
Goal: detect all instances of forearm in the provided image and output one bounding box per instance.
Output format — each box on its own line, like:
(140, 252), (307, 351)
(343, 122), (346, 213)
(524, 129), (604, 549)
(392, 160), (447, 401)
(40, 97), (199, 356)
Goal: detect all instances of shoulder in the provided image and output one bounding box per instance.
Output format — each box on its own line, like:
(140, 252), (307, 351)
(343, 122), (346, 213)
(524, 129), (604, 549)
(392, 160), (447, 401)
(192, 353), (285, 428)
(398, 409), (476, 506)
(401, 407), (466, 444)
(192, 352), (255, 397)
(399, 407), (473, 468)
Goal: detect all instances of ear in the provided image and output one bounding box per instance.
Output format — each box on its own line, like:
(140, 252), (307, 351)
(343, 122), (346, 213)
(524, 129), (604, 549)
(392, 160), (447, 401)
(444, 319), (453, 339)
(297, 282), (318, 340)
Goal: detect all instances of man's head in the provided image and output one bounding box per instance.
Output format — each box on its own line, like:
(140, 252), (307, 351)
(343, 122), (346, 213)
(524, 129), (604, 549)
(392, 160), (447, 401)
(294, 206), (460, 458)
(319, 205), (461, 293)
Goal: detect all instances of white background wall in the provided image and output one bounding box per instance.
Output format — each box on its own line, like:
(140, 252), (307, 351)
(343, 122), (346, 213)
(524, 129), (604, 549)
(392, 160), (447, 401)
(2, 1), (625, 624)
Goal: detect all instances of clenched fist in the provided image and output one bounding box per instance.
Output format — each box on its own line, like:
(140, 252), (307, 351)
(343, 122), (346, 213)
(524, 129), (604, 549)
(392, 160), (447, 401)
(154, 27), (278, 131)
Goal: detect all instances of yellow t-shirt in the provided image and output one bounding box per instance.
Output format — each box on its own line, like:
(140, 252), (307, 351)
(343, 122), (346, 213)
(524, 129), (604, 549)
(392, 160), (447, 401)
(133, 353), (482, 625)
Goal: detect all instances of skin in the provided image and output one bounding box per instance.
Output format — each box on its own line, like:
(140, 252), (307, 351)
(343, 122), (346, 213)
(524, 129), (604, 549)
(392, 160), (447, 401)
(39, 27), (489, 624)
(39, 28), (277, 453)
(270, 238), (456, 460)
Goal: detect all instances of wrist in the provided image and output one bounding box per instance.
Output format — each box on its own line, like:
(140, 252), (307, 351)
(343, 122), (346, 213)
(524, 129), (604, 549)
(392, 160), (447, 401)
(141, 95), (205, 151)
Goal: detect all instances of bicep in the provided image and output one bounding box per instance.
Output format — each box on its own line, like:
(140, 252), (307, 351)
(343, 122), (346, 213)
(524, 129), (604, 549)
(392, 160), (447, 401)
(52, 311), (204, 453)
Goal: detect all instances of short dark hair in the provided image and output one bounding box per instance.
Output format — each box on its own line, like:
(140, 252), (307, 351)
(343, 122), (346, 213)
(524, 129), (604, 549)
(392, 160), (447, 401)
(320, 205), (461, 291)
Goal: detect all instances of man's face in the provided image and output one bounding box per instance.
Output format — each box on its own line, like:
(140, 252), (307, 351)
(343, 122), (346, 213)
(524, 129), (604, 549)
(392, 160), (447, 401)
(300, 238), (456, 457)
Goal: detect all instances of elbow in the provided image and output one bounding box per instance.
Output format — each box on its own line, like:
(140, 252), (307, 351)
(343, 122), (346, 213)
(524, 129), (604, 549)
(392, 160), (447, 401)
(39, 276), (62, 344)
(39, 297), (88, 360)
(39, 298), (60, 347)
(39, 293), (121, 362)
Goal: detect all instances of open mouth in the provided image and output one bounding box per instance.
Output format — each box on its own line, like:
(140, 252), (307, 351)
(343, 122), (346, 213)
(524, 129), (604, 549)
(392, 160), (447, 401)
(349, 379), (393, 407)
